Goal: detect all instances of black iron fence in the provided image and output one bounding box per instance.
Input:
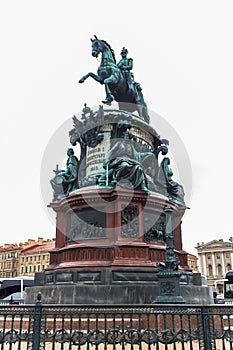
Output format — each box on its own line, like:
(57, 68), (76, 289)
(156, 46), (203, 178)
(0, 295), (233, 349)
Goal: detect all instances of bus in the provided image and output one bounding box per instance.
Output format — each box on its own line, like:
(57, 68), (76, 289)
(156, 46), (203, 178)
(223, 270), (233, 304)
(0, 277), (34, 303)
(214, 270), (233, 304)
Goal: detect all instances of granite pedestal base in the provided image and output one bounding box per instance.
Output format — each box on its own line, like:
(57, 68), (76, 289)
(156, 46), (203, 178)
(25, 268), (213, 305)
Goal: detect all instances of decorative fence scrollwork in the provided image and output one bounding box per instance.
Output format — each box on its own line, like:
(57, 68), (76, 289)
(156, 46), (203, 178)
(0, 300), (233, 349)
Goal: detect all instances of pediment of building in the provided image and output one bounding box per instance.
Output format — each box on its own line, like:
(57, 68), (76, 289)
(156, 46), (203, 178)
(197, 240), (233, 251)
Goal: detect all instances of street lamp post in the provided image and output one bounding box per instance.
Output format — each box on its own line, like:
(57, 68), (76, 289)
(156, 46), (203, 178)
(153, 206), (186, 304)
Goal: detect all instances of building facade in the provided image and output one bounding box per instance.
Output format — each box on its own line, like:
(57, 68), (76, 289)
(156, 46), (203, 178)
(0, 237), (54, 279)
(0, 244), (22, 278)
(19, 238), (55, 276)
(187, 253), (198, 272)
(196, 239), (233, 293)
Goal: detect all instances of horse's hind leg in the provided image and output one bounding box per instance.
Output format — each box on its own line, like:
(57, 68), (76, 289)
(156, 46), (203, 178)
(136, 104), (150, 123)
(142, 105), (150, 123)
(137, 104), (144, 120)
(102, 81), (114, 105)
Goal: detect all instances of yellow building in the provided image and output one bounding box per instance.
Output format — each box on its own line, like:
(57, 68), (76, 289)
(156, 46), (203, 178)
(19, 238), (55, 276)
(0, 238), (55, 278)
(0, 244), (22, 278)
(187, 253), (198, 272)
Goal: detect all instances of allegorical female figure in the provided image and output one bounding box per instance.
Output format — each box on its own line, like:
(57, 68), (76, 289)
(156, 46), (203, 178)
(99, 132), (149, 192)
(50, 148), (79, 200)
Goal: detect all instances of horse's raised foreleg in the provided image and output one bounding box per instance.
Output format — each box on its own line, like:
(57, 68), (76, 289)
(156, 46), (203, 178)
(79, 72), (103, 84)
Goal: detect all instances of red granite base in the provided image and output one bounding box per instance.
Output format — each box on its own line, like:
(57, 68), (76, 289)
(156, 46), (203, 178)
(47, 187), (189, 272)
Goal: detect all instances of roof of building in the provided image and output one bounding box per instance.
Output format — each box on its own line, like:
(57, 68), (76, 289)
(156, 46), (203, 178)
(20, 243), (55, 255)
(187, 253), (197, 258)
(0, 237), (55, 253)
(196, 239), (233, 250)
(0, 244), (22, 252)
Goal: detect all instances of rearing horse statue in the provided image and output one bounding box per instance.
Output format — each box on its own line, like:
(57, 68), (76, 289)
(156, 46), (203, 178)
(79, 36), (150, 124)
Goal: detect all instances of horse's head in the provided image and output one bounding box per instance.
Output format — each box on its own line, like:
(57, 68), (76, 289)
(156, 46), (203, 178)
(91, 36), (102, 58)
(90, 36), (116, 63)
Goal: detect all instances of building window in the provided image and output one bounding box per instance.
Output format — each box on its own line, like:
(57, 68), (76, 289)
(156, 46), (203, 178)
(217, 264), (222, 276)
(216, 253), (221, 259)
(227, 263), (231, 271)
(208, 265), (213, 276)
(207, 253), (211, 259)
(30, 256), (32, 262)
(226, 253), (230, 259)
(34, 266), (36, 272)
(34, 256), (36, 261)
(38, 265), (40, 272)
(21, 266), (24, 274)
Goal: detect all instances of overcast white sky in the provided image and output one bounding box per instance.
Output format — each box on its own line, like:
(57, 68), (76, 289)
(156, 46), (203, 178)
(0, 1), (233, 255)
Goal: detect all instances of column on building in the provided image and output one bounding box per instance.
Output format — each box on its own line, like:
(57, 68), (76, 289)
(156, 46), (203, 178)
(221, 251), (225, 277)
(198, 252), (203, 273)
(212, 252), (216, 276)
(231, 253), (233, 272)
(202, 253), (207, 276)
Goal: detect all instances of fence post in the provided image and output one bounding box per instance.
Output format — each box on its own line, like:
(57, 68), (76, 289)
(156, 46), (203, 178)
(201, 306), (212, 350)
(32, 292), (42, 350)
